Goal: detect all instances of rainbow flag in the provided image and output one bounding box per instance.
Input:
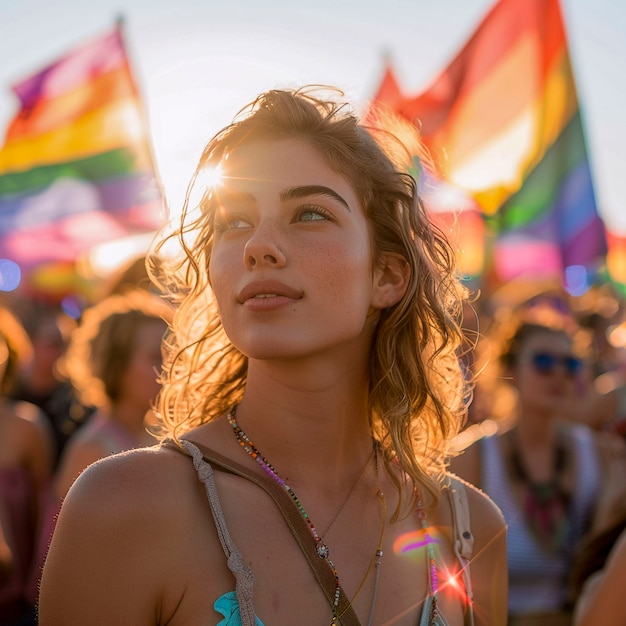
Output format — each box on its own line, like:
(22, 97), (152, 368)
(369, 0), (607, 292)
(0, 23), (163, 272)
(605, 231), (626, 298)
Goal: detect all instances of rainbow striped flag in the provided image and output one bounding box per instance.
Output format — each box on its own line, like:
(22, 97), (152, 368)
(606, 231), (626, 298)
(370, 0), (607, 293)
(0, 23), (163, 273)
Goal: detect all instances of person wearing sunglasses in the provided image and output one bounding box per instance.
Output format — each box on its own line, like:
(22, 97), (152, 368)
(450, 313), (609, 626)
(522, 352), (584, 378)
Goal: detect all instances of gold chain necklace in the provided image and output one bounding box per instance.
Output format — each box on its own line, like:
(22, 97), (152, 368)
(319, 446), (377, 537)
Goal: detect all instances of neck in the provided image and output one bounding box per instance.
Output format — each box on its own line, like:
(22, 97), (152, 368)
(232, 395), (374, 497)
(514, 408), (558, 446)
(509, 419), (564, 485)
(242, 354), (371, 442)
(106, 403), (153, 444)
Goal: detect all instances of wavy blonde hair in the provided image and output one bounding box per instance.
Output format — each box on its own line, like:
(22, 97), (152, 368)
(148, 86), (471, 502)
(0, 305), (33, 395)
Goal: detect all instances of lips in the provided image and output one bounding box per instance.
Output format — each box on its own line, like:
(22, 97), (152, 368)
(237, 280), (303, 303)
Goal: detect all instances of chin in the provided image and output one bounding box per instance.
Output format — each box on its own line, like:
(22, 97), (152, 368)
(233, 339), (308, 361)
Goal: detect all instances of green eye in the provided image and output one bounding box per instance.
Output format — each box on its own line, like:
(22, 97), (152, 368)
(226, 218), (252, 229)
(297, 205), (332, 222)
(300, 210), (326, 221)
(215, 214), (252, 232)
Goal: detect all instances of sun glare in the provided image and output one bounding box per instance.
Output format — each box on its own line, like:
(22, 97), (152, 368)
(200, 164), (224, 189)
(180, 163), (225, 220)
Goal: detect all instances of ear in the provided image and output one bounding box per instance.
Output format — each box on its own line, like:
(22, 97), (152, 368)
(371, 253), (410, 310)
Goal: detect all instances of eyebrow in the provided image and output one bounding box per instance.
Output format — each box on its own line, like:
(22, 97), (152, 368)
(279, 185), (351, 211)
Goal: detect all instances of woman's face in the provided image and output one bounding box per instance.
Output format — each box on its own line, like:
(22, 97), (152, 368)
(119, 319), (165, 412)
(208, 138), (385, 363)
(513, 330), (582, 416)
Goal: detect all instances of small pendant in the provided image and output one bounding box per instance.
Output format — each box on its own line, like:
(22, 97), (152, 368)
(316, 541), (330, 559)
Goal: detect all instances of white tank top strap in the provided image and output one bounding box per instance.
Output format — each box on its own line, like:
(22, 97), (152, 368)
(179, 439), (258, 626)
(445, 475), (476, 626)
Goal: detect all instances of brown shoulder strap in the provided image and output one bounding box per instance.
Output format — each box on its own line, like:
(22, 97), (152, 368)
(183, 439), (362, 626)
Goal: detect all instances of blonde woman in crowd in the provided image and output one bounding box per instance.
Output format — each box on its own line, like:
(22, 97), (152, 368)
(53, 289), (171, 498)
(39, 86), (506, 625)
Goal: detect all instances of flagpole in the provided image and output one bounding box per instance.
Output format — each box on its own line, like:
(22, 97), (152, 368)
(114, 15), (166, 216)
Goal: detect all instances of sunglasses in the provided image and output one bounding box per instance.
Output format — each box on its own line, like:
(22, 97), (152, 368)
(527, 352), (583, 377)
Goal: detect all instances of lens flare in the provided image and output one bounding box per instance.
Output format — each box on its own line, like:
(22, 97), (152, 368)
(199, 164), (224, 189)
(392, 527), (440, 559)
(393, 526), (472, 606)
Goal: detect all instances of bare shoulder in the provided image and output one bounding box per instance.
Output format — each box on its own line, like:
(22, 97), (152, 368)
(5, 401), (50, 439)
(561, 419), (624, 473)
(1, 401), (54, 473)
(12, 398), (48, 426)
(590, 424), (625, 463)
(39, 442), (208, 625)
(447, 472), (506, 538)
(60, 442), (195, 520)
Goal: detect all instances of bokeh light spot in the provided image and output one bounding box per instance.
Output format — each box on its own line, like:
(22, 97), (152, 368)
(0, 259), (21, 292)
(61, 295), (85, 320)
(564, 265), (589, 296)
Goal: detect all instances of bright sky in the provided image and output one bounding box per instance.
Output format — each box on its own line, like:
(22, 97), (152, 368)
(1, 0), (625, 235)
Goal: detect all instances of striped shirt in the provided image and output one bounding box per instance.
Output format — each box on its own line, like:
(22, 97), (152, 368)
(480, 424), (601, 615)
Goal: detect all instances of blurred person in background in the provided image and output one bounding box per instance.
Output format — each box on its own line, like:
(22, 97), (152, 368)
(449, 300), (616, 626)
(0, 305), (54, 625)
(571, 522), (626, 626)
(577, 309), (626, 440)
(98, 254), (154, 298)
(53, 289), (171, 498)
(7, 302), (94, 467)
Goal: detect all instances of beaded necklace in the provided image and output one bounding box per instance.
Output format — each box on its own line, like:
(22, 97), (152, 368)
(509, 434), (571, 552)
(418, 493), (441, 625)
(228, 405), (385, 625)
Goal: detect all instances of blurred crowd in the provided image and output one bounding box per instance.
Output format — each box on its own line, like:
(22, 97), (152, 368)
(451, 284), (626, 626)
(1, 255), (626, 626)
(0, 257), (172, 625)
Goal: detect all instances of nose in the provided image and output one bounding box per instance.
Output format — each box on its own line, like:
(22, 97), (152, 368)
(243, 221), (287, 269)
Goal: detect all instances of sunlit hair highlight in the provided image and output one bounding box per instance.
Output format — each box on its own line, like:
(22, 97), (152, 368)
(0, 305), (33, 395)
(148, 86), (471, 505)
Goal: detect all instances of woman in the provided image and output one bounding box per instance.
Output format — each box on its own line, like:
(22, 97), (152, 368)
(450, 307), (606, 626)
(39, 87), (506, 625)
(7, 303), (94, 468)
(53, 289), (171, 499)
(0, 305), (53, 625)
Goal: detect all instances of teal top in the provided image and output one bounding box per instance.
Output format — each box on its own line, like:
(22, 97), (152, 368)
(215, 592), (265, 626)
(215, 589), (450, 625)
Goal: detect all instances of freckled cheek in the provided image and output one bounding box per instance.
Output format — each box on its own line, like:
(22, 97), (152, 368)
(307, 246), (372, 306)
(209, 249), (239, 298)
